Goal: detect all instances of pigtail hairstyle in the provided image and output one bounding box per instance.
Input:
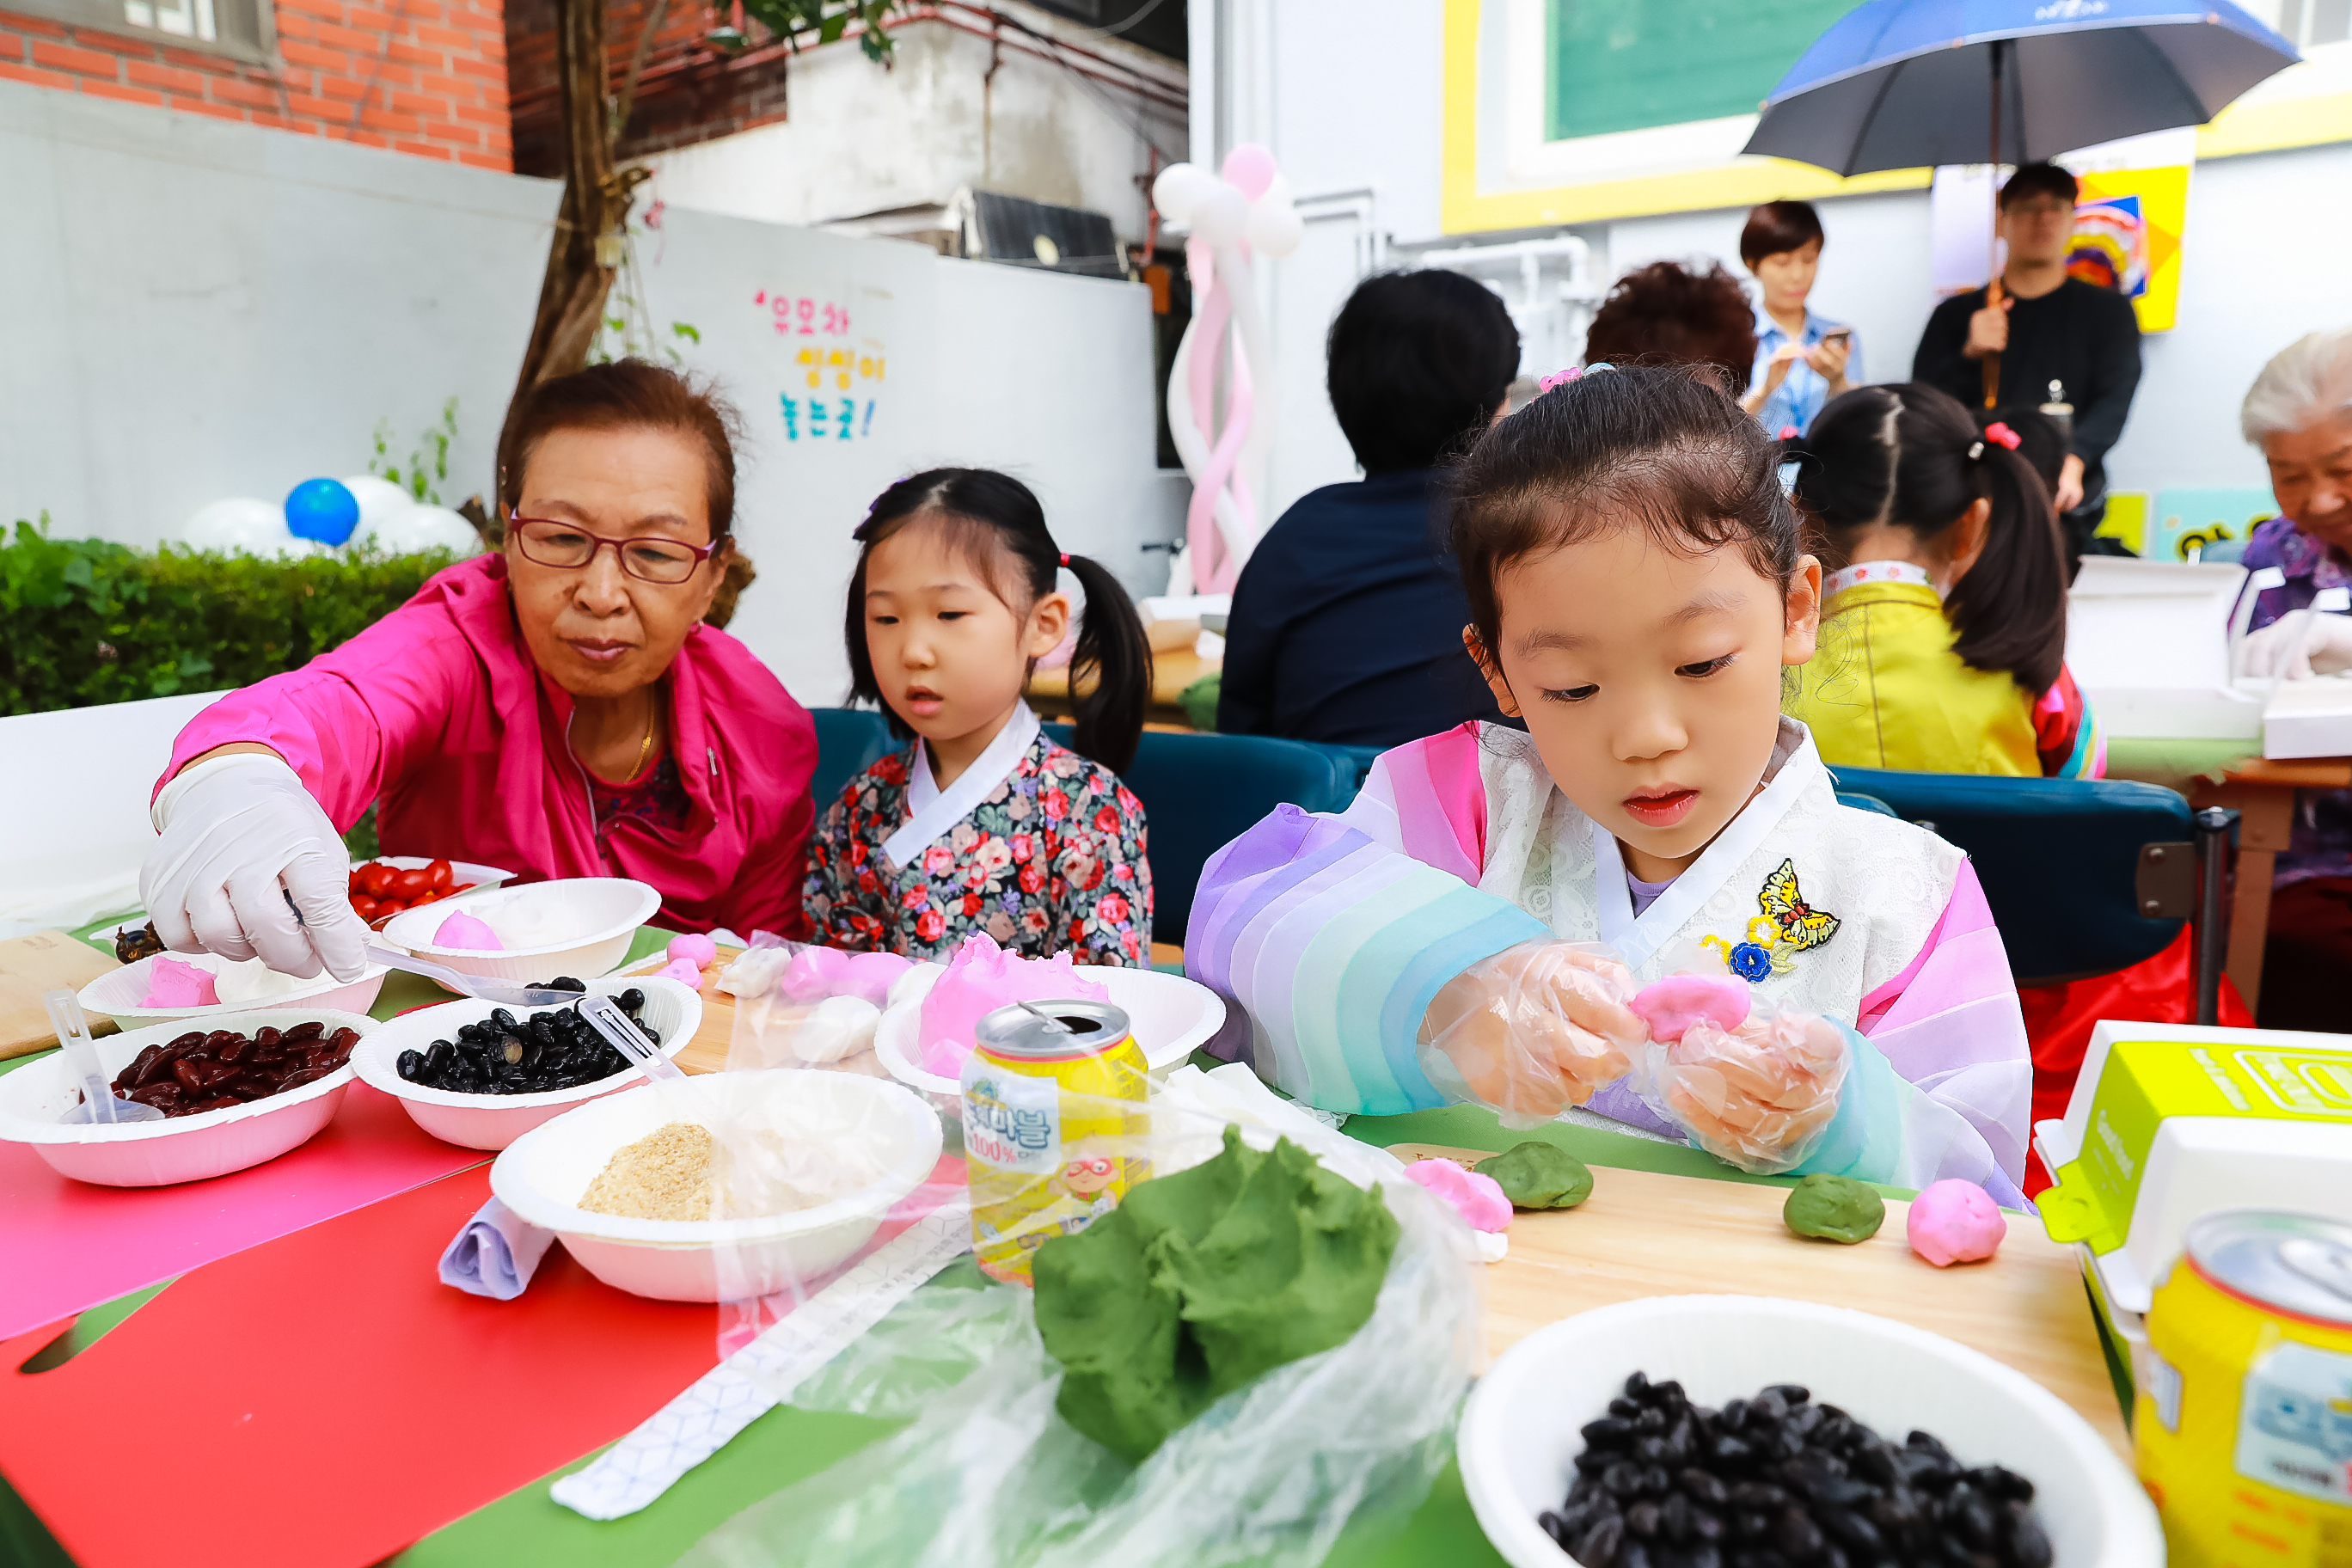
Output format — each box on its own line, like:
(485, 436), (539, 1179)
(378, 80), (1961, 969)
(1791, 383), (2068, 697)
(1449, 363), (1804, 667)
(843, 468), (1153, 774)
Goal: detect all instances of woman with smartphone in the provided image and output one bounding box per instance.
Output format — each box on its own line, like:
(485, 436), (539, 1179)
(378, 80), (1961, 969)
(1739, 199), (1857, 436)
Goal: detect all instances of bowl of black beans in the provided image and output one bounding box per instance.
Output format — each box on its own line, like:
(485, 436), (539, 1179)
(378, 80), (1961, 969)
(352, 977), (703, 1151)
(1456, 1295), (2161, 1568)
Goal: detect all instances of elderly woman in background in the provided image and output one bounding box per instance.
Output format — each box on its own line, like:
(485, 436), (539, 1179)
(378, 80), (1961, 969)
(2232, 326), (2352, 1032)
(141, 359), (820, 983)
(1580, 260), (1758, 392)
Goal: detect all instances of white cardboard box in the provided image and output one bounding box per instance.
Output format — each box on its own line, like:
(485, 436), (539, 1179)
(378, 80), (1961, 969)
(2066, 557), (2262, 741)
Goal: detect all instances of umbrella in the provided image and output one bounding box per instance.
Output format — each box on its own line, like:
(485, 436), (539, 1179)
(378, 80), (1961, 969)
(1744, 0), (2298, 178)
(1743, 0), (2298, 407)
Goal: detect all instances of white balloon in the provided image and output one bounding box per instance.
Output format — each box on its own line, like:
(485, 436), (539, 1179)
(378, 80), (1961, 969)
(182, 497), (316, 557)
(1255, 172), (1294, 212)
(1247, 200), (1305, 259)
(364, 504), (484, 556)
(1190, 183), (1250, 247)
(1151, 162), (1213, 224)
(339, 475), (415, 531)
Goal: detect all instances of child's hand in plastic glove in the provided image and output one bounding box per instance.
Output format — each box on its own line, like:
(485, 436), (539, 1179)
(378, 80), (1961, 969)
(1651, 1006), (1850, 1173)
(1419, 942), (1645, 1118)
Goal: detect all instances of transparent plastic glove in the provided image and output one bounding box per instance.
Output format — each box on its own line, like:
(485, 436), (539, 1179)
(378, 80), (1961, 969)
(139, 753), (370, 983)
(1418, 941), (1644, 1118)
(1634, 999), (1849, 1174)
(2240, 609), (2352, 680)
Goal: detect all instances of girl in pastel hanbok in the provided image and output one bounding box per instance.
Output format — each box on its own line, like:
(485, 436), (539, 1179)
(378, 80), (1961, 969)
(805, 469), (1155, 965)
(1190, 365), (2032, 1205)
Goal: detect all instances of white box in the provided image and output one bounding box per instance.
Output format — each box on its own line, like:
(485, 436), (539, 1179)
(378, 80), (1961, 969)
(2066, 557), (2263, 741)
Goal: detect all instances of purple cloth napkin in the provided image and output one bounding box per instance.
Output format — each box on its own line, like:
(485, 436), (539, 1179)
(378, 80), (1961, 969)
(438, 1197), (557, 1300)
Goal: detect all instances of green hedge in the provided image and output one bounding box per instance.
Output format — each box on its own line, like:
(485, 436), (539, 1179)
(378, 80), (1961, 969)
(1, 516), (469, 716)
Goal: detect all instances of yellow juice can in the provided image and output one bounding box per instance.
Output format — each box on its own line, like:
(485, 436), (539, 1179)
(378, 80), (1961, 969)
(2136, 1210), (2352, 1566)
(959, 999), (1148, 1285)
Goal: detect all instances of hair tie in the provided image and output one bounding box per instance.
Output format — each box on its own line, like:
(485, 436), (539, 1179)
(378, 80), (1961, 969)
(1776, 425), (1800, 441)
(1058, 552), (1069, 567)
(1967, 441), (1985, 461)
(1982, 420), (2023, 450)
(1538, 367), (1580, 393)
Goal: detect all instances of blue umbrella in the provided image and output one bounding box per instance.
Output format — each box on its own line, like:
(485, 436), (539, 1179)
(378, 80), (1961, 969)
(1743, 0), (2298, 177)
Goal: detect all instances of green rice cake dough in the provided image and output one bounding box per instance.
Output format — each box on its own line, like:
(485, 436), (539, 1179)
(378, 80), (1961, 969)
(1782, 1172), (1886, 1244)
(1473, 1142), (1594, 1210)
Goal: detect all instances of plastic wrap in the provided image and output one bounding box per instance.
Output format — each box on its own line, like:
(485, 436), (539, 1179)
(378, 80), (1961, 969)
(685, 1069), (1482, 1568)
(719, 936), (934, 1073)
(1628, 998), (1850, 1174)
(1416, 940), (1645, 1119)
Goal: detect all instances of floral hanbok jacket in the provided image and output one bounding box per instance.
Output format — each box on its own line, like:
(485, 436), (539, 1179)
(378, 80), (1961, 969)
(805, 733), (1152, 965)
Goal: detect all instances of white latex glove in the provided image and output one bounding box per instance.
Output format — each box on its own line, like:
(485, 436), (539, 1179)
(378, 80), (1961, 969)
(1419, 941), (1645, 1118)
(2241, 610), (2352, 681)
(140, 752), (370, 982)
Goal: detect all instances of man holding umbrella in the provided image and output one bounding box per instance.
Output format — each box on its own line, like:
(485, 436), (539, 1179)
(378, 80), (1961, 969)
(1912, 162), (2143, 566)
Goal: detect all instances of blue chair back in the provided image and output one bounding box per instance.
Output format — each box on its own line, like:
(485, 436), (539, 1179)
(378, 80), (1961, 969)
(1836, 791), (1898, 818)
(808, 707), (898, 817)
(1826, 766), (2191, 986)
(1046, 726), (1356, 940)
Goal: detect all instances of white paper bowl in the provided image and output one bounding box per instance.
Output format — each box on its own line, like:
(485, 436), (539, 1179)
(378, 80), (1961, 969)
(873, 966), (1226, 1106)
(378, 877), (660, 987)
(350, 977), (702, 1150)
(1457, 1295), (2159, 1568)
(0, 1008), (377, 1187)
(491, 1069), (942, 1302)
(77, 952), (389, 1031)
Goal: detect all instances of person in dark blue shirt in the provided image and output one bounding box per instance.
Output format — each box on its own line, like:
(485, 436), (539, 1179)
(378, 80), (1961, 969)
(1216, 269), (1519, 747)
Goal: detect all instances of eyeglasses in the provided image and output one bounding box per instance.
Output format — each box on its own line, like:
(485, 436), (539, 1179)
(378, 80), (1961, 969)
(506, 512), (722, 585)
(2006, 199), (2074, 220)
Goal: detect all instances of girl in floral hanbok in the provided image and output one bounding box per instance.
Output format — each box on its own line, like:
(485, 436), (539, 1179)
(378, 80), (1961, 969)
(805, 469), (1155, 965)
(1191, 366), (2033, 1204)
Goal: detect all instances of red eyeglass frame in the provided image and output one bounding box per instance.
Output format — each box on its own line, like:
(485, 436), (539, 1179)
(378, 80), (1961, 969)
(505, 509), (725, 583)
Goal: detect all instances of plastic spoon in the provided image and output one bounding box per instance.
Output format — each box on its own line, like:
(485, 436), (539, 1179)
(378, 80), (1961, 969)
(44, 989), (163, 1125)
(578, 995), (709, 1131)
(363, 945), (580, 1009)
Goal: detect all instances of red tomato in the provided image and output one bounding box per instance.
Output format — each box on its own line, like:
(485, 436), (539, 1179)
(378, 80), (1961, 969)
(448, 883), (475, 897)
(426, 859), (454, 891)
(358, 862), (396, 897)
(412, 887), (444, 907)
(350, 895), (382, 922)
(348, 870), (366, 893)
(391, 868), (432, 899)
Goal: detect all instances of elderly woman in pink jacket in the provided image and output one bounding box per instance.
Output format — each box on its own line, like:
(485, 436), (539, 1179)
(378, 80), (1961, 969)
(140, 360), (818, 983)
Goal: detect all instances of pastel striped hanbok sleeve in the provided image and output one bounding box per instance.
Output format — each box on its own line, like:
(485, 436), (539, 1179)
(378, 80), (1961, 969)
(1798, 861), (2034, 1208)
(2032, 665), (2105, 780)
(1186, 728), (1547, 1117)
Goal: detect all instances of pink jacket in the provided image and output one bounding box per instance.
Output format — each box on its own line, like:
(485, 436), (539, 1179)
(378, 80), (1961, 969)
(158, 554), (817, 938)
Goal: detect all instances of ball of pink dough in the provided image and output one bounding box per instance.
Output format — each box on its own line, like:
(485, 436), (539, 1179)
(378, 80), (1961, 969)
(1907, 1179), (2006, 1267)
(839, 951), (912, 1005)
(778, 946), (850, 1003)
(144, 955), (219, 1009)
(1403, 1159), (1514, 1233)
(666, 932), (719, 968)
(433, 910), (503, 951)
(1630, 973), (1750, 1043)
(653, 957), (704, 987)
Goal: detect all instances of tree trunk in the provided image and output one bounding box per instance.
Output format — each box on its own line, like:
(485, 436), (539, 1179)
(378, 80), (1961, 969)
(497, 0), (622, 507)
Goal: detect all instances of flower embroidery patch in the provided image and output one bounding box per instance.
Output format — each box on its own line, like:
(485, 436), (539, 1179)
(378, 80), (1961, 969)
(1700, 859), (1841, 980)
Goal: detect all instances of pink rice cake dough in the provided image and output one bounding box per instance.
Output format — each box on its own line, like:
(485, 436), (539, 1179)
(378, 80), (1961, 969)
(1402, 1158), (1512, 1233)
(916, 933), (1108, 1077)
(143, 955), (220, 1010)
(1905, 1179), (2006, 1267)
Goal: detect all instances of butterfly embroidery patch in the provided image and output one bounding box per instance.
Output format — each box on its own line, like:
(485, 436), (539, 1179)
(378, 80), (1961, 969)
(1700, 859), (1841, 981)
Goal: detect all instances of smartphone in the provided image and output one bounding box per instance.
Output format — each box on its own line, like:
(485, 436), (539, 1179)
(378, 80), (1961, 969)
(1820, 328), (1853, 347)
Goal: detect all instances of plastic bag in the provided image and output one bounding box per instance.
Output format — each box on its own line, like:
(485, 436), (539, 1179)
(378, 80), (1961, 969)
(683, 1072), (1482, 1568)
(720, 934), (938, 1072)
(1416, 940), (1645, 1120)
(1627, 995), (1850, 1174)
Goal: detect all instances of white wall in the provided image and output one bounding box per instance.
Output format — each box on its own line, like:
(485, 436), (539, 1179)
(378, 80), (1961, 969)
(644, 5), (1187, 248)
(0, 81), (1175, 706)
(1201, 0), (2352, 512)
(0, 81), (553, 548)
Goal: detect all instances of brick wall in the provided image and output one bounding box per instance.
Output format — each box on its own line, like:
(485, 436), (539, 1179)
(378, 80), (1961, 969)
(505, 0), (793, 177)
(0, 0), (512, 168)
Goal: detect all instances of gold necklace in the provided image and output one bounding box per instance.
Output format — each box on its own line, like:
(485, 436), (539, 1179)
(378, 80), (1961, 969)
(618, 697), (658, 785)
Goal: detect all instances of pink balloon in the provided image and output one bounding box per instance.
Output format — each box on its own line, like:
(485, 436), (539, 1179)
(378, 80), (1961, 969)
(1220, 143), (1277, 202)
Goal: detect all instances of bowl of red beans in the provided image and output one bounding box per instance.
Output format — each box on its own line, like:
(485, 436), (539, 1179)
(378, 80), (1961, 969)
(0, 1008), (376, 1186)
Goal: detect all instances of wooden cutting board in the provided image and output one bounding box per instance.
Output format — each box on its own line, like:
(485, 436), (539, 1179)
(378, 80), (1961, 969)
(1389, 1143), (2129, 1458)
(0, 930), (121, 1058)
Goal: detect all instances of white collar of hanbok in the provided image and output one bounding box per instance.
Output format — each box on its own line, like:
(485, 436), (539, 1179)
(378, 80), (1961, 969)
(1592, 717), (1827, 971)
(883, 701), (1042, 872)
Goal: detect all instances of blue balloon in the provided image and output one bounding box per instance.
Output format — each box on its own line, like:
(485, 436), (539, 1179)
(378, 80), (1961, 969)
(285, 477), (361, 546)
